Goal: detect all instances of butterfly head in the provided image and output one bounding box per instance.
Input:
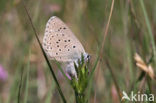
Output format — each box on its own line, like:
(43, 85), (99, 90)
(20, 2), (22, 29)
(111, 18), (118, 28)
(83, 52), (90, 62)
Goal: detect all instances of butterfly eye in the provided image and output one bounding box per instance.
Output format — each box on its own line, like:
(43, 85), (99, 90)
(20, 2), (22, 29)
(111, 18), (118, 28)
(87, 55), (90, 59)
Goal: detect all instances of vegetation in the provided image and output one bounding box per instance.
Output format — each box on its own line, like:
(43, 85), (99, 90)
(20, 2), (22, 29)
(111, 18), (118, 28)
(0, 0), (156, 103)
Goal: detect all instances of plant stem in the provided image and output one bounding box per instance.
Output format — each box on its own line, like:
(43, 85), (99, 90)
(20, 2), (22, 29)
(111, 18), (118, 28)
(140, 0), (156, 65)
(75, 92), (86, 103)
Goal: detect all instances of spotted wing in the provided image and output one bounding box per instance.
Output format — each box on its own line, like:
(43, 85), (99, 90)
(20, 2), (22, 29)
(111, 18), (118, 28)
(42, 16), (85, 62)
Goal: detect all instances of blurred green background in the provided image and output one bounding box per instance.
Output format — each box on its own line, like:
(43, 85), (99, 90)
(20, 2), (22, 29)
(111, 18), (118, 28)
(0, 0), (156, 103)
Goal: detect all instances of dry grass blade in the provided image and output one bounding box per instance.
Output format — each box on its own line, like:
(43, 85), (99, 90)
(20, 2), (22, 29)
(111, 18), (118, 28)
(96, 0), (115, 78)
(134, 53), (156, 80)
(94, 0), (115, 102)
(100, 0), (114, 52)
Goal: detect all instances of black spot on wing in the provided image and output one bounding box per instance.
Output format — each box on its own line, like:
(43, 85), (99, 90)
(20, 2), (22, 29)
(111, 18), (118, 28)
(73, 46), (76, 48)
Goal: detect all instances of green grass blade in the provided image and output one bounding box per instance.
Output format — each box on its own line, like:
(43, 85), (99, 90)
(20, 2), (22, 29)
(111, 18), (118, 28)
(6, 59), (24, 103)
(23, 52), (30, 103)
(86, 76), (93, 102)
(139, 0), (155, 95)
(105, 59), (122, 101)
(17, 69), (24, 103)
(45, 81), (56, 103)
(88, 56), (99, 82)
(86, 56), (99, 101)
(139, 0), (156, 65)
(22, 1), (67, 103)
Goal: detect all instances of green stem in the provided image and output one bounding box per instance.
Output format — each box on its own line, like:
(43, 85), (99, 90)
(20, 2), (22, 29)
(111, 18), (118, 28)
(75, 92), (86, 103)
(140, 0), (156, 65)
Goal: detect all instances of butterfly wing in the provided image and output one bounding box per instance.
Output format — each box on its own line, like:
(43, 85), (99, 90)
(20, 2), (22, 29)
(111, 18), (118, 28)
(42, 16), (85, 62)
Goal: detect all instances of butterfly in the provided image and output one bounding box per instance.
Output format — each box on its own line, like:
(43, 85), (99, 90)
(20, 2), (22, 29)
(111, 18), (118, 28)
(42, 16), (90, 78)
